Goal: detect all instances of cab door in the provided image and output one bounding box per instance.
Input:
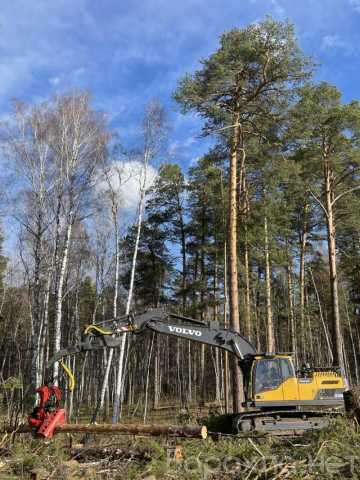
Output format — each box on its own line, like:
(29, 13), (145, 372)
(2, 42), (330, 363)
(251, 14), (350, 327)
(279, 357), (299, 402)
(252, 358), (285, 404)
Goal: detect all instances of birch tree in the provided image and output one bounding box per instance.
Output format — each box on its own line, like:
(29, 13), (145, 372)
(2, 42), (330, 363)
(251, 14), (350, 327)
(46, 92), (109, 382)
(4, 101), (55, 390)
(112, 100), (166, 423)
(89, 101), (166, 424)
(89, 161), (131, 423)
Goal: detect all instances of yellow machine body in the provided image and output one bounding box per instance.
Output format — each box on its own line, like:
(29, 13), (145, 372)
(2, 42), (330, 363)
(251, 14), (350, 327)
(248, 355), (345, 408)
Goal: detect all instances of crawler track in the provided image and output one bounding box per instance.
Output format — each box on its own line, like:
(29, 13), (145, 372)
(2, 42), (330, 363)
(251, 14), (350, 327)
(232, 409), (343, 435)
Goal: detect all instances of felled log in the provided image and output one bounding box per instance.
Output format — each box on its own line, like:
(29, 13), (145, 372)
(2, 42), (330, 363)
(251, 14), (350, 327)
(1, 423), (207, 439)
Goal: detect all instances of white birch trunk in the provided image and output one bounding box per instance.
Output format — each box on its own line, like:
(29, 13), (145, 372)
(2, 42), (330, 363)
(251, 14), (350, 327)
(53, 219), (73, 384)
(91, 214), (120, 423)
(112, 188), (145, 423)
(38, 277), (50, 383)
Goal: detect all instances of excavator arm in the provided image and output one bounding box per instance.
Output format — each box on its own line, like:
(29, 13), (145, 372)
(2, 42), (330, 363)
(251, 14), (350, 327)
(48, 308), (256, 369)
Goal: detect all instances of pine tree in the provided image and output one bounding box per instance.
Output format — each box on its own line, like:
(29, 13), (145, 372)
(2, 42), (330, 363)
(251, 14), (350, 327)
(174, 17), (312, 411)
(290, 82), (360, 373)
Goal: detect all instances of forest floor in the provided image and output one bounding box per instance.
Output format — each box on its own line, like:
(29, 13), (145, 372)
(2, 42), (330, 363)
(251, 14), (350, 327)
(1, 417), (360, 479)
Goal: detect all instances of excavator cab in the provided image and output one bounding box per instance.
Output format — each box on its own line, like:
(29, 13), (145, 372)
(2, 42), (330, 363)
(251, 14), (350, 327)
(247, 355), (346, 409)
(253, 356), (293, 394)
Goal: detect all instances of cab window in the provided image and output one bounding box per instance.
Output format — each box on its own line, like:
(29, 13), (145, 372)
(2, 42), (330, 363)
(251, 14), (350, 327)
(280, 358), (295, 380)
(254, 359), (282, 394)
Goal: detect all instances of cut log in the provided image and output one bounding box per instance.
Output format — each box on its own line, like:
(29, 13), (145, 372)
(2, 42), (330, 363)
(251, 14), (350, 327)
(1, 423), (207, 439)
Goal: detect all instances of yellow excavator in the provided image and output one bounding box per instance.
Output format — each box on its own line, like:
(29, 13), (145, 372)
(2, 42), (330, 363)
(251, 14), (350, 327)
(45, 309), (346, 433)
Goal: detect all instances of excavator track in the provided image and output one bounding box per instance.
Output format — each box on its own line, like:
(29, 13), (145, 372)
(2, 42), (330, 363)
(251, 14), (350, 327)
(231, 409), (343, 435)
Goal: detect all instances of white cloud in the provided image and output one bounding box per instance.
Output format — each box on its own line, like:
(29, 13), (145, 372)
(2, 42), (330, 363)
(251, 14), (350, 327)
(74, 67), (85, 76)
(48, 67), (86, 90)
(49, 76), (60, 86)
(168, 136), (196, 154)
(320, 34), (351, 52)
(98, 160), (157, 213)
(183, 136), (196, 147)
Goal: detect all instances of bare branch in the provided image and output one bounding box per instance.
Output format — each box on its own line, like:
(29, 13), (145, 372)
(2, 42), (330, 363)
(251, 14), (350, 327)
(332, 185), (360, 206)
(309, 190), (329, 219)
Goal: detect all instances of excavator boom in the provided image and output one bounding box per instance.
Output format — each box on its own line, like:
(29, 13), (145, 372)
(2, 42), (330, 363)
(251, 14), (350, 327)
(48, 309), (256, 368)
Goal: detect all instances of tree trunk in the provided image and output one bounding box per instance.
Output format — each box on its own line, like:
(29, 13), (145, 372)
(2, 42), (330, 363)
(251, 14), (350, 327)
(53, 218), (73, 384)
(187, 340), (192, 403)
(178, 197), (187, 311)
(241, 167), (252, 341)
(112, 188), (145, 423)
(244, 225), (251, 341)
(299, 202), (308, 360)
(264, 216), (274, 353)
(91, 349), (114, 424)
(228, 115), (243, 412)
(324, 156), (344, 373)
(38, 268), (52, 384)
(200, 204), (206, 404)
(113, 216), (120, 319)
(30, 228), (42, 390)
(143, 332), (155, 423)
(154, 337), (161, 407)
(213, 251), (221, 403)
(287, 263), (296, 362)
(309, 267), (333, 364)
(223, 241), (230, 413)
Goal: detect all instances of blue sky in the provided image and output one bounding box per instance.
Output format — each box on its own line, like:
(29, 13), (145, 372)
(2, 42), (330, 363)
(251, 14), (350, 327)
(1, 0), (360, 173)
(0, 0), (358, 265)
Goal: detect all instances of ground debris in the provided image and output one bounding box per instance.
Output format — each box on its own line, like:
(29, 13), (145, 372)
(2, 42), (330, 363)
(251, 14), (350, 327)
(29, 466), (49, 479)
(0, 446), (11, 457)
(2, 417), (360, 479)
(70, 445), (152, 463)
